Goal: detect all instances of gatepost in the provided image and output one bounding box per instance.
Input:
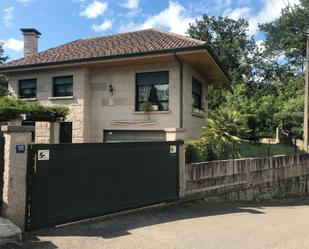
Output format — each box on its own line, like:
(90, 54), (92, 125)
(1, 125), (33, 229)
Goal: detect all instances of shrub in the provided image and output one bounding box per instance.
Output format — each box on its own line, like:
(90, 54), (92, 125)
(0, 96), (69, 121)
(201, 106), (250, 160)
(185, 138), (215, 163)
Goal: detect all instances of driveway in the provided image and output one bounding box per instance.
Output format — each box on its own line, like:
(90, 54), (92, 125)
(4, 198), (309, 249)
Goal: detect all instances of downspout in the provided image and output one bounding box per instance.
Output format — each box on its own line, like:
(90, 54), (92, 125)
(173, 51), (183, 128)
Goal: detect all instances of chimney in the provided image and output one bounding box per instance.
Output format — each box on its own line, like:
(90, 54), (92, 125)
(20, 28), (41, 57)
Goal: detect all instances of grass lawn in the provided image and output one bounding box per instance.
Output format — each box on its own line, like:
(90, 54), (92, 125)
(238, 142), (306, 159)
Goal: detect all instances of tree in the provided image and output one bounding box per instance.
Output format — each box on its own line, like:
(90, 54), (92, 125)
(187, 15), (258, 109)
(0, 42), (8, 96)
(201, 107), (250, 159)
(259, 0), (309, 76)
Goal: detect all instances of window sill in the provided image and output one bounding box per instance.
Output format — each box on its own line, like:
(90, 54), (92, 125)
(48, 96), (74, 100)
(19, 98), (37, 101)
(133, 111), (171, 115)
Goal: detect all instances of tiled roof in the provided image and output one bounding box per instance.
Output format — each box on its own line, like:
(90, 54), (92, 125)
(0, 29), (205, 70)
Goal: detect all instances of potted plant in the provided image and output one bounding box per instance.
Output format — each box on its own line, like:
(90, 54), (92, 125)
(140, 101), (153, 120)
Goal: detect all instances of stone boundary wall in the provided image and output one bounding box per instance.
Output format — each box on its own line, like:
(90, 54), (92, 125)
(185, 154), (309, 201)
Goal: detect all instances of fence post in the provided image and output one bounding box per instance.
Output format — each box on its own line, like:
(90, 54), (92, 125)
(1, 125), (33, 229)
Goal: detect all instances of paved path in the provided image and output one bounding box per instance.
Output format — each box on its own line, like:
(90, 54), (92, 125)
(3, 198), (309, 249)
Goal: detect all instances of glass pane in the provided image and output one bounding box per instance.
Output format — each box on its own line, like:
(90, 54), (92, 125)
(57, 85), (66, 93)
(155, 84), (169, 101)
(20, 80), (36, 89)
(192, 95), (201, 108)
(138, 85), (151, 101)
(160, 102), (169, 111)
(66, 84), (73, 95)
(54, 76), (73, 85)
(136, 71), (169, 86)
(192, 78), (201, 95)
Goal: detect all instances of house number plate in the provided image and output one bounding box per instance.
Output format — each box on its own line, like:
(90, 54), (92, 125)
(38, 150), (50, 160)
(170, 145), (177, 154)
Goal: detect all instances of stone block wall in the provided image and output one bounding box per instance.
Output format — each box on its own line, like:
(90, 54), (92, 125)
(7, 61), (210, 143)
(185, 154), (309, 201)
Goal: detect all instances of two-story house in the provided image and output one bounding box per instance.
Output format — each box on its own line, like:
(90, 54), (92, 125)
(0, 28), (230, 143)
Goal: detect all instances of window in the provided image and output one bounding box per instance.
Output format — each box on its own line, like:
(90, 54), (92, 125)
(136, 71), (169, 111)
(53, 76), (73, 97)
(60, 122), (72, 143)
(19, 79), (37, 98)
(192, 78), (202, 109)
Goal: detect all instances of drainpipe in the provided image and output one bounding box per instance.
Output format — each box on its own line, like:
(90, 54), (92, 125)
(173, 51), (183, 128)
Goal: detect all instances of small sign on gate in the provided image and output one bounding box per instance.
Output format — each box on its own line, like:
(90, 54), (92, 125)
(170, 145), (177, 154)
(38, 150), (50, 160)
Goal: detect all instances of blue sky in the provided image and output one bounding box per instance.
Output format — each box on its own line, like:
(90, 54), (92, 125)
(0, 0), (300, 61)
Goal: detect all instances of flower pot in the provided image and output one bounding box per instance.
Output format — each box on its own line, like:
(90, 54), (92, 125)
(152, 105), (159, 111)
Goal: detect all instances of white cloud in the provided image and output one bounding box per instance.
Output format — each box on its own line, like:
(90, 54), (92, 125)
(224, 7), (251, 20)
(248, 0), (300, 35)
(3, 38), (23, 52)
(16, 0), (32, 6)
(122, 0), (140, 9)
(127, 1), (194, 35)
(92, 20), (112, 32)
(3, 7), (14, 27)
(80, 0), (108, 19)
(225, 0), (300, 35)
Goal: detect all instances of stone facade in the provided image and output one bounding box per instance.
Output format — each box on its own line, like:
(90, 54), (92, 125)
(1, 128), (32, 229)
(185, 154), (309, 201)
(8, 60), (209, 143)
(35, 122), (59, 144)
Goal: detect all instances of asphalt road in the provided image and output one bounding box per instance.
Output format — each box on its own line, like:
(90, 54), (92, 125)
(3, 198), (309, 249)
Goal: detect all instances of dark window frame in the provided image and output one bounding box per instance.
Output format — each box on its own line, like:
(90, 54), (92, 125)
(135, 71), (169, 111)
(19, 79), (37, 99)
(192, 78), (202, 109)
(53, 75), (73, 97)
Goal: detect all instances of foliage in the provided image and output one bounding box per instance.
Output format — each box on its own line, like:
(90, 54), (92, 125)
(238, 141), (305, 159)
(258, 0), (309, 75)
(201, 107), (251, 160)
(0, 97), (69, 121)
(185, 138), (214, 163)
(0, 42), (8, 96)
(140, 101), (153, 112)
(187, 0), (307, 140)
(187, 15), (258, 109)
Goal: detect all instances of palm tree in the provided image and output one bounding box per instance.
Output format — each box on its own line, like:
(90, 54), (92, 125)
(202, 106), (250, 159)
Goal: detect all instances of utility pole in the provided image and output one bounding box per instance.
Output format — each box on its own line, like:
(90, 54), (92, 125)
(303, 27), (309, 151)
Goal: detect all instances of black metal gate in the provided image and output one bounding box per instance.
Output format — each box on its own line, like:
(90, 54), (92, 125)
(0, 136), (4, 213)
(26, 141), (181, 231)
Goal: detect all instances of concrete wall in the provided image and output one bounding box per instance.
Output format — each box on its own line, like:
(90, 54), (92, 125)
(185, 154), (309, 201)
(7, 61), (209, 143)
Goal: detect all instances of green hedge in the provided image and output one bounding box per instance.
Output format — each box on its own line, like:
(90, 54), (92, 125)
(185, 139), (215, 163)
(0, 97), (69, 121)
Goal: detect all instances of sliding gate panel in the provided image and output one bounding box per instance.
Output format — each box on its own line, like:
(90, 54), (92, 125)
(26, 141), (181, 231)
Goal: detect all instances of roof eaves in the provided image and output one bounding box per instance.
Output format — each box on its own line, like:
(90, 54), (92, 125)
(0, 43), (232, 83)
(0, 45), (207, 73)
